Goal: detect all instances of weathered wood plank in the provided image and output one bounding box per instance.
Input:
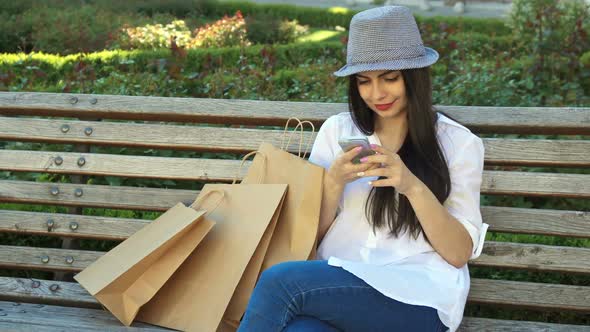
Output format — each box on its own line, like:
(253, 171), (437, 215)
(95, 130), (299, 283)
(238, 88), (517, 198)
(469, 278), (590, 313)
(0, 210), (148, 240)
(0, 246), (103, 272)
(482, 171), (590, 198)
(481, 206), (590, 238)
(0, 116), (316, 156)
(1, 241), (587, 274)
(0, 150), (250, 181)
(482, 138), (590, 167)
(1, 92), (589, 134)
(459, 317), (590, 332)
(2, 276), (588, 313)
(0, 301), (171, 331)
(0, 278), (97, 308)
(0, 180), (198, 211)
(1, 173), (590, 214)
(473, 242), (590, 274)
(1, 301), (587, 332)
(2, 206), (589, 241)
(2, 117), (589, 166)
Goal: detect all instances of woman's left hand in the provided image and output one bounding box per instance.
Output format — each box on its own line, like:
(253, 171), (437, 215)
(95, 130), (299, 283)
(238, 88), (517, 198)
(356, 144), (422, 196)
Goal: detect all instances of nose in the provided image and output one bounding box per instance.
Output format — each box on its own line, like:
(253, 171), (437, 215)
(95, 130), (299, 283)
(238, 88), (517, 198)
(370, 81), (387, 101)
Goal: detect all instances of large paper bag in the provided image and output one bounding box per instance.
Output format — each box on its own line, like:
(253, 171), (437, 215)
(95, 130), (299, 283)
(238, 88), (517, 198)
(220, 121), (324, 329)
(136, 183), (288, 332)
(74, 201), (216, 326)
(243, 121), (324, 269)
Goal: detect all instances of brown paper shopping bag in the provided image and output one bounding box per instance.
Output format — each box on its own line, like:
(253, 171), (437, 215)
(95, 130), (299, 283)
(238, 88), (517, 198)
(136, 182), (288, 332)
(74, 193), (220, 326)
(243, 118), (324, 269)
(220, 119), (325, 330)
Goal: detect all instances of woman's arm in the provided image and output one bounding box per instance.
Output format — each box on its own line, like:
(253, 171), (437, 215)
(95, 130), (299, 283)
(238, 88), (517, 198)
(317, 174), (345, 243)
(404, 183), (473, 268)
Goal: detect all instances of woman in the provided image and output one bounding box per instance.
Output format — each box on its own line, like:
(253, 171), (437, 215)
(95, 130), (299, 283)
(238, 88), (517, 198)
(238, 6), (487, 332)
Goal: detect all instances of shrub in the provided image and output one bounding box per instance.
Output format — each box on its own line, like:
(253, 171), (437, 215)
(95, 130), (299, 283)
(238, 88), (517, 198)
(246, 13), (309, 44)
(190, 11), (250, 48)
(118, 20), (193, 50)
(508, 0), (590, 106)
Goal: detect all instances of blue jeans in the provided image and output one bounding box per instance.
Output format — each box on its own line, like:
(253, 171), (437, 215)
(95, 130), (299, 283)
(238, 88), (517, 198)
(237, 260), (448, 332)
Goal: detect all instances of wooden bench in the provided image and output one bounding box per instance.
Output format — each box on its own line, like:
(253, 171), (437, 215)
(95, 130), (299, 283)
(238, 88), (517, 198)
(0, 91), (589, 331)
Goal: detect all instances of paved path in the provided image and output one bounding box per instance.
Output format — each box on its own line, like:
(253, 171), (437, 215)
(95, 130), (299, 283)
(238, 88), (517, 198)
(223, 0), (512, 19)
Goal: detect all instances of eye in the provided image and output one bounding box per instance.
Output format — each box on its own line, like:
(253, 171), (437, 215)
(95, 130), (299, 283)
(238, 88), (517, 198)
(357, 80), (369, 85)
(385, 76), (399, 82)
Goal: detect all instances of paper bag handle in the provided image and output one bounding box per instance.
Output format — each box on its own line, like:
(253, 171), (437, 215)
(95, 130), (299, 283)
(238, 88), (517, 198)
(281, 117), (316, 159)
(232, 150), (268, 185)
(190, 189), (225, 215)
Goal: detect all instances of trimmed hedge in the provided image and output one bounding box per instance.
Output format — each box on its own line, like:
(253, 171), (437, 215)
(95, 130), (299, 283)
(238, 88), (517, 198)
(0, 0), (512, 54)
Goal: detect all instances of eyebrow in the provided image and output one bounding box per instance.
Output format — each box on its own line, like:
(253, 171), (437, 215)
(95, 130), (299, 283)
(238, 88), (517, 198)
(356, 70), (397, 79)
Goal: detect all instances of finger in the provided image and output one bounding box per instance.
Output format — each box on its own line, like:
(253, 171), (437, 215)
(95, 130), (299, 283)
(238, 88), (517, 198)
(368, 179), (392, 187)
(359, 168), (392, 178)
(342, 146), (365, 162)
(360, 154), (397, 165)
(370, 144), (400, 159)
(346, 161), (379, 175)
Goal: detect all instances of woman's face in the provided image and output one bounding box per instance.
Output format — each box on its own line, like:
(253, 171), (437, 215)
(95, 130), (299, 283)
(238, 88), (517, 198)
(355, 70), (408, 120)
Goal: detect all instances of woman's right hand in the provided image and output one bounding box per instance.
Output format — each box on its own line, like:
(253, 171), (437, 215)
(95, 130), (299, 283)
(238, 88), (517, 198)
(327, 147), (380, 188)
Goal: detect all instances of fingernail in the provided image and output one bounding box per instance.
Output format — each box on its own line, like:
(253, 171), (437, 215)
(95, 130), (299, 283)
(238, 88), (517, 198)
(355, 146), (363, 152)
(370, 144), (377, 148)
(360, 157), (368, 162)
(357, 171), (364, 177)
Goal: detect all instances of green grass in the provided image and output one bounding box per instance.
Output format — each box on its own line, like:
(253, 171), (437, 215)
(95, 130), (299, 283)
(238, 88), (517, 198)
(296, 28), (344, 43)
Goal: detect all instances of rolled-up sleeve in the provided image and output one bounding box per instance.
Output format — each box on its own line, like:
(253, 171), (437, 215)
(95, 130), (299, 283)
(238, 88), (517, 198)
(444, 134), (488, 260)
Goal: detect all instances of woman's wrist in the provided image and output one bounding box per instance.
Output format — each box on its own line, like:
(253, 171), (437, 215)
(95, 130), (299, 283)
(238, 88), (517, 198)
(325, 172), (345, 192)
(402, 176), (426, 200)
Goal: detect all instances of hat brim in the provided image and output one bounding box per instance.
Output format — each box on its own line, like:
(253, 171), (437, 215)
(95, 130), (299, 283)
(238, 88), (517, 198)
(333, 47), (439, 77)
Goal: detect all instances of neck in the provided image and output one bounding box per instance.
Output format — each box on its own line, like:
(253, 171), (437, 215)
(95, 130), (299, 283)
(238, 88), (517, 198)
(374, 113), (408, 152)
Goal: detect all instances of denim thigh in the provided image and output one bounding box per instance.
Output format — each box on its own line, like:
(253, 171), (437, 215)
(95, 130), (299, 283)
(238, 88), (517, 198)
(237, 260), (447, 332)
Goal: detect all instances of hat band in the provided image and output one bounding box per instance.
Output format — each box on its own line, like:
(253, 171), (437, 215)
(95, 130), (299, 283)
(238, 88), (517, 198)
(348, 45), (426, 64)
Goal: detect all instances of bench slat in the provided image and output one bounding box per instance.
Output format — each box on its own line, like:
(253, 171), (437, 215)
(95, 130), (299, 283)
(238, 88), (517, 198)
(482, 171), (590, 198)
(1, 301), (588, 332)
(0, 246), (103, 272)
(481, 206), (590, 238)
(459, 317), (590, 332)
(0, 180), (198, 211)
(0, 150), (249, 181)
(1, 241), (587, 274)
(0, 210), (147, 240)
(0, 301), (169, 331)
(469, 278), (590, 312)
(476, 242), (590, 274)
(1, 92), (589, 134)
(1, 276), (588, 313)
(2, 117), (590, 167)
(0, 116), (312, 155)
(2, 206), (589, 241)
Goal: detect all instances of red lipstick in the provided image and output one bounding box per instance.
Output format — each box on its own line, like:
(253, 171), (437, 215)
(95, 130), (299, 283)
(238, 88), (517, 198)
(375, 100), (396, 111)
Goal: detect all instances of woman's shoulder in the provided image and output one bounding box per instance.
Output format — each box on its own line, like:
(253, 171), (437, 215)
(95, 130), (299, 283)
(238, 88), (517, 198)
(320, 112), (357, 135)
(436, 112), (484, 162)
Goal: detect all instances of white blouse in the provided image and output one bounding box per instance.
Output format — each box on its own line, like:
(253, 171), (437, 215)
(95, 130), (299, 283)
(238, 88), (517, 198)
(308, 112), (488, 332)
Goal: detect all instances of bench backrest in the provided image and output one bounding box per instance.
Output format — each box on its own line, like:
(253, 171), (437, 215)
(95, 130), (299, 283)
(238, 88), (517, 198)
(0, 91), (589, 324)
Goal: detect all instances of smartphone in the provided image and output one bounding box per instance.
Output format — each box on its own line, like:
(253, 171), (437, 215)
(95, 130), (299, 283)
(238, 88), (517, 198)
(338, 136), (376, 164)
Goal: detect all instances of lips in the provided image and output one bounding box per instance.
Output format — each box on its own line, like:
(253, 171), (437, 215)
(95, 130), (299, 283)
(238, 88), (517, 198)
(375, 100), (396, 111)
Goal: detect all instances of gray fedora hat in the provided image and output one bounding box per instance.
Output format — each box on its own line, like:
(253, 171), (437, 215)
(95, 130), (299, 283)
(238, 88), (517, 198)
(334, 6), (439, 77)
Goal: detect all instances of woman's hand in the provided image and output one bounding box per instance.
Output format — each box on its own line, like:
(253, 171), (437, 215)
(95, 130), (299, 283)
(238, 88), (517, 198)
(327, 146), (380, 188)
(357, 144), (423, 196)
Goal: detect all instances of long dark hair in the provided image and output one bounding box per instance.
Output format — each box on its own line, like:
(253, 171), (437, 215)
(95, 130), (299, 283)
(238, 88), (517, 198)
(348, 67), (452, 243)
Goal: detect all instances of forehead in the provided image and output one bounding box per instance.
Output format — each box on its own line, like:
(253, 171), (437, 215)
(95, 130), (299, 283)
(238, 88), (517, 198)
(356, 70), (399, 78)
